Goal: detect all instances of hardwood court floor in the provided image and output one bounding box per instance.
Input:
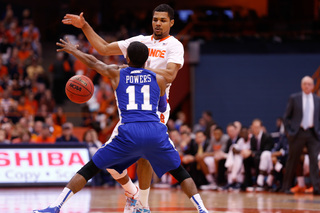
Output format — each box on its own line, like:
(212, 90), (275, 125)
(1, 186), (320, 213)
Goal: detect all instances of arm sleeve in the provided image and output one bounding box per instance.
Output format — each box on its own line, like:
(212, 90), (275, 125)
(158, 93), (167, 113)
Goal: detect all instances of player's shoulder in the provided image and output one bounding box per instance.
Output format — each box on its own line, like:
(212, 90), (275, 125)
(167, 35), (183, 44)
(165, 36), (183, 50)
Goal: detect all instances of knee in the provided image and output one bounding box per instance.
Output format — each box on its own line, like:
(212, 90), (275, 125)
(77, 160), (101, 182)
(107, 169), (127, 180)
(169, 165), (191, 183)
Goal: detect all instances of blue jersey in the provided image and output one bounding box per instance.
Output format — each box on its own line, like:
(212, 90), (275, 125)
(116, 67), (160, 123)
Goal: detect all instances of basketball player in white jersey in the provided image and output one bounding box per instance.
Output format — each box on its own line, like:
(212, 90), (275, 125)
(62, 4), (183, 213)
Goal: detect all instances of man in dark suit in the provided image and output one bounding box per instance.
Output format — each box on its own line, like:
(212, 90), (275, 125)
(282, 75), (320, 195)
(242, 119), (274, 190)
(182, 130), (211, 188)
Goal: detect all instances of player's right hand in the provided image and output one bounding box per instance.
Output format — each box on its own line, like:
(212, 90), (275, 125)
(62, 12), (86, 28)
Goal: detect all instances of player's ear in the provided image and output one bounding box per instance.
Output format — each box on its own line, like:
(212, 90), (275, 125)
(126, 55), (130, 64)
(170, 19), (174, 27)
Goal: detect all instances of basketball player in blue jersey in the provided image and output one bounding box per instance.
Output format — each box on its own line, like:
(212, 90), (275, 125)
(33, 40), (209, 213)
(62, 4), (182, 212)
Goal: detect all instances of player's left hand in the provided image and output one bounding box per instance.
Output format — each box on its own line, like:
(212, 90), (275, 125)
(62, 12), (86, 28)
(56, 37), (79, 53)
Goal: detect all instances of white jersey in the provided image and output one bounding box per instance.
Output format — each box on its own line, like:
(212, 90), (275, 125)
(118, 35), (184, 99)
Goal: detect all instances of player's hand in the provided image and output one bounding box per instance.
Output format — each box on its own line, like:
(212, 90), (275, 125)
(62, 12), (86, 28)
(56, 37), (79, 53)
(119, 64), (128, 69)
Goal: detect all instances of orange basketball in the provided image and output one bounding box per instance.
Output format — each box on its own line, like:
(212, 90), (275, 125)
(65, 75), (94, 104)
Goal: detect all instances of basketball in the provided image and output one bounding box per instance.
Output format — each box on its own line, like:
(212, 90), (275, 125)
(65, 75), (94, 104)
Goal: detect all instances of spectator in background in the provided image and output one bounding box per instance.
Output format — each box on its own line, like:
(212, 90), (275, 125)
(242, 118), (274, 191)
(169, 129), (182, 153)
(202, 111), (216, 138)
(0, 128), (10, 144)
(180, 131), (193, 154)
(25, 92), (38, 116)
(56, 122), (80, 143)
(12, 130), (32, 144)
(223, 127), (251, 191)
(182, 130), (210, 188)
(52, 106), (67, 126)
(198, 126), (229, 190)
(233, 121), (242, 137)
(45, 116), (62, 138)
(26, 56), (44, 81)
(282, 76), (320, 195)
(175, 111), (186, 130)
(31, 120), (43, 139)
(0, 58), (9, 78)
(216, 123), (240, 186)
(193, 117), (206, 133)
(166, 118), (176, 131)
(32, 123), (55, 144)
(83, 129), (102, 156)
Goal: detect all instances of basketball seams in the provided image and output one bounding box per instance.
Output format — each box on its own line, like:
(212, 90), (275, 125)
(68, 79), (92, 95)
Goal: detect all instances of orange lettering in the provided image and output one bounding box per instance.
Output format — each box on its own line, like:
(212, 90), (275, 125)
(160, 114), (165, 123)
(160, 50), (165, 58)
(149, 49), (156, 57)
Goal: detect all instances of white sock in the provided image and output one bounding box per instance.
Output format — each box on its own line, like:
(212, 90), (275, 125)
(123, 179), (138, 196)
(266, 174), (274, 186)
(257, 174), (264, 186)
(190, 193), (208, 213)
(205, 174), (214, 184)
(49, 187), (74, 208)
(140, 188), (150, 207)
(297, 176), (305, 187)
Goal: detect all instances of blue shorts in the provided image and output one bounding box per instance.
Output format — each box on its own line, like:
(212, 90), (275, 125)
(92, 122), (181, 177)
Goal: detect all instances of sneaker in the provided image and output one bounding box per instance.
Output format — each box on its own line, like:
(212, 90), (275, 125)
(255, 185), (265, 192)
(135, 206), (151, 213)
(33, 206), (60, 213)
(219, 183), (234, 191)
(246, 186), (255, 192)
(305, 186), (314, 193)
(231, 182), (242, 192)
(199, 183), (217, 190)
(198, 208), (209, 213)
(290, 185), (306, 194)
(124, 186), (140, 213)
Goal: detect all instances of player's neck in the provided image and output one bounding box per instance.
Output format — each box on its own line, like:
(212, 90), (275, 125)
(153, 34), (170, 41)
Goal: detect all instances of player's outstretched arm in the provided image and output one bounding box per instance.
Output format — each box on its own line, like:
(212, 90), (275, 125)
(62, 12), (122, 56)
(56, 38), (119, 84)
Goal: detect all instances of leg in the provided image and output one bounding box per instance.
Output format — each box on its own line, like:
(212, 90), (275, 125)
(169, 165), (208, 213)
(306, 132), (320, 193)
(33, 160), (101, 213)
(107, 168), (140, 213)
(137, 158), (153, 190)
(257, 151), (272, 187)
(282, 133), (305, 191)
(243, 156), (254, 188)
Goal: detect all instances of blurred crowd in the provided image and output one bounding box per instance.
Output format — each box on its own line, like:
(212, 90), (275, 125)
(0, 4), (122, 145)
(153, 111), (320, 195)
